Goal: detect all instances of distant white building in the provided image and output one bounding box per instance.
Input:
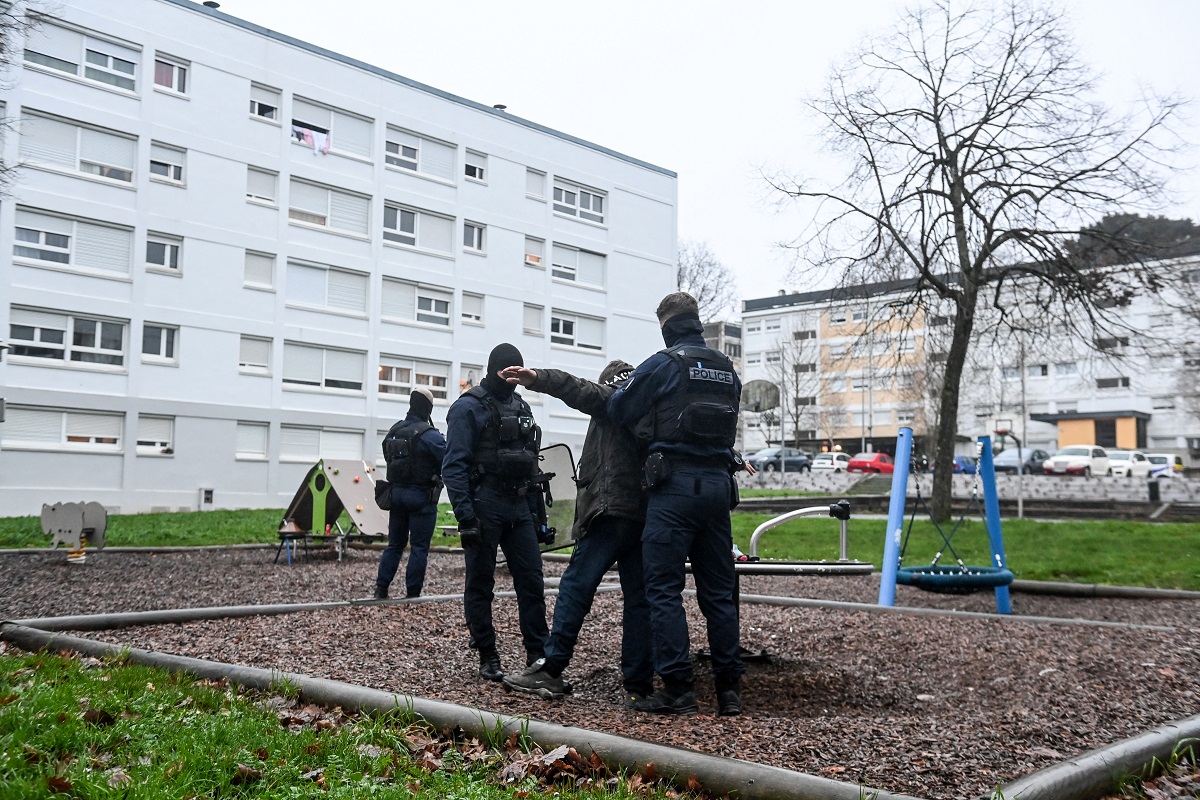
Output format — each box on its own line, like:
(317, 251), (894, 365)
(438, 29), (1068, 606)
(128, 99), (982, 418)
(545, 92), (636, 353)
(0, 0), (678, 516)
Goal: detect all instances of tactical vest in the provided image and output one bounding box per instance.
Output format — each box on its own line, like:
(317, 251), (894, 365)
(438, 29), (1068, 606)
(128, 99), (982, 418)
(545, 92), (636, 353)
(467, 386), (540, 481)
(650, 344), (739, 448)
(383, 421), (440, 486)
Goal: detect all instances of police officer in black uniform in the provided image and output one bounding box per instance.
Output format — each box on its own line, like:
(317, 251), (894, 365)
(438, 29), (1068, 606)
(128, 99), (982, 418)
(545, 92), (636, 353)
(608, 292), (745, 716)
(375, 387), (446, 600)
(442, 343), (549, 682)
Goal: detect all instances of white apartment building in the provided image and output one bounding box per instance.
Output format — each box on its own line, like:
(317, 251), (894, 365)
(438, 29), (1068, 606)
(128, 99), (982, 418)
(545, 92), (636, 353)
(740, 261), (1200, 466)
(0, 0), (678, 516)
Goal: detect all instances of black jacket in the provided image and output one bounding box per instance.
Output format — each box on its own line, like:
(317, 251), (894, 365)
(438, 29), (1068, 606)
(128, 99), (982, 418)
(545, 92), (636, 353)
(531, 368), (646, 539)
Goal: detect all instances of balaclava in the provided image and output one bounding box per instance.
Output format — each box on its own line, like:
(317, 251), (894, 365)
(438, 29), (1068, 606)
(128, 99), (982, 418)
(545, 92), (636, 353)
(408, 387), (434, 422)
(660, 311), (704, 348)
(482, 342), (523, 399)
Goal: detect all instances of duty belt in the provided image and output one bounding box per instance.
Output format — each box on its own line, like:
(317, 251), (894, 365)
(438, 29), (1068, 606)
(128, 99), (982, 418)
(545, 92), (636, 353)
(478, 475), (534, 496)
(666, 455), (732, 471)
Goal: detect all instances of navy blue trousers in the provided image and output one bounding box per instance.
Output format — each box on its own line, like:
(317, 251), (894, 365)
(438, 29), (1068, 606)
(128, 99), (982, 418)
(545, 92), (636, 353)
(376, 484), (437, 597)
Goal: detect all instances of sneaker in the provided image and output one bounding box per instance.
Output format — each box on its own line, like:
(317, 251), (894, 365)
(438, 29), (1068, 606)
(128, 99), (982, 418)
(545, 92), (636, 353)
(373, 585), (389, 600)
(502, 662), (566, 700)
(631, 687), (699, 715)
(478, 651), (504, 682)
(717, 689), (743, 716)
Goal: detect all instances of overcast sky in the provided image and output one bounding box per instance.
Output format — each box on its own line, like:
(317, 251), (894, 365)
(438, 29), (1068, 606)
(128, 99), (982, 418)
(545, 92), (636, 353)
(227, 0), (1199, 309)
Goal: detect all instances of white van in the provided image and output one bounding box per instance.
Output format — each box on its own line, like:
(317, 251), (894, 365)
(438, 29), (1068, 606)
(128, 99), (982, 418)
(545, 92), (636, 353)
(1145, 453), (1183, 479)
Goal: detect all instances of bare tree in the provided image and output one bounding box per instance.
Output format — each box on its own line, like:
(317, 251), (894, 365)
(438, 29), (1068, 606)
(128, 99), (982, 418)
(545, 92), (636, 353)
(762, 316), (822, 450)
(1, 4), (40, 195)
(769, 0), (1184, 519)
(676, 240), (738, 322)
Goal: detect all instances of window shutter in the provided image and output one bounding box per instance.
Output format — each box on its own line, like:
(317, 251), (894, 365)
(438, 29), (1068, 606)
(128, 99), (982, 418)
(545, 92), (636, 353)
(333, 111), (372, 157)
(461, 293), (483, 320)
(552, 244), (577, 270)
(67, 412), (122, 442)
(388, 128), (419, 149)
(150, 143), (181, 166)
(75, 223), (132, 273)
(327, 270), (367, 312)
(11, 308), (68, 330)
(286, 262), (327, 306)
(93, 37), (138, 65)
(416, 360), (449, 383)
(322, 429), (363, 460)
(80, 128), (135, 171)
(283, 343), (323, 384)
(280, 425), (320, 459)
(577, 250), (605, 285)
(137, 415), (172, 444)
(2, 407), (61, 444)
(244, 252), (274, 285)
(329, 190), (369, 234)
(19, 114), (77, 168)
(382, 279), (416, 320)
(292, 98), (331, 129)
(26, 23), (83, 64)
(236, 421), (268, 456)
(251, 84), (279, 105)
(526, 169), (545, 197)
(325, 349), (364, 386)
(239, 336), (270, 367)
(523, 304), (542, 333)
(577, 316), (604, 349)
(289, 180), (328, 214)
(421, 213), (454, 253)
(422, 138), (454, 180)
(246, 167), (275, 200)
(16, 209), (72, 236)
(465, 150), (486, 173)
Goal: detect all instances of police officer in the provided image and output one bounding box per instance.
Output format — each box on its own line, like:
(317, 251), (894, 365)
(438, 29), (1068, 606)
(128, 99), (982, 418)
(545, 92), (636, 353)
(497, 360), (654, 706)
(375, 387), (446, 600)
(442, 343), (549, 682)
(608, 292), (745, 716)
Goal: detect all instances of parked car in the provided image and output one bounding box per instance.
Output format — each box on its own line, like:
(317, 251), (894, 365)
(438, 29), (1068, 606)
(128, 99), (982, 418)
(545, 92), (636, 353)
(810, 452), (852, 473)
(992, 448), (1051, 475)
(747, 446), (812, 473)
(847, 452), (895, 474)
(1107, 450), (1153, 478)
(1043, 445), (1111, 477)
(1145, 453), (1183, 479)
(931, 454), (978, 474)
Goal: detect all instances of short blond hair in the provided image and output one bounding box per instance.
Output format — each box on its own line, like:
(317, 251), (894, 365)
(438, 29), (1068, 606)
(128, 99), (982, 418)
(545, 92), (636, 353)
(655, 292), (699, 324)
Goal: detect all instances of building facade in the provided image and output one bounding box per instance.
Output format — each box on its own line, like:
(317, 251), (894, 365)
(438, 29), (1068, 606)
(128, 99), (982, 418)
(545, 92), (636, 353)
(0, 0), (678, 516)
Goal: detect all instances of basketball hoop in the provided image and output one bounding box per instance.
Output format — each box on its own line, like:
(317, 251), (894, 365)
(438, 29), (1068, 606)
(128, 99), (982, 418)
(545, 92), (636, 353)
(994, 429), (1009, 438)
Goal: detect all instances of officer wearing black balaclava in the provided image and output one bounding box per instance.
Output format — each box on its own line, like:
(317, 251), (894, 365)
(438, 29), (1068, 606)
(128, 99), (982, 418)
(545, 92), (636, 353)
(442, 343), (549, 682)
(375, 387), (446, 600)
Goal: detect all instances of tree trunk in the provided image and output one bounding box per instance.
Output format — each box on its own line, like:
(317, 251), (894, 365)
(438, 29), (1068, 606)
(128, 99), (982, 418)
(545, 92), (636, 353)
(930, 292), (977, 521)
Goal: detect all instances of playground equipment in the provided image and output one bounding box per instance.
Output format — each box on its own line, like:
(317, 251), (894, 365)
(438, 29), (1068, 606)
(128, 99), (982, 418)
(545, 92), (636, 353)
(276, 459), (390, 563)
(879, 428), (1013, 613)
(41, 501), (108, 564)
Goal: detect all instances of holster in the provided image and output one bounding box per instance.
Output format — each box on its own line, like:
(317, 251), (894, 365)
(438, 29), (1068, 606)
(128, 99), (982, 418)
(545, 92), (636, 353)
(642, 452), (671, 490)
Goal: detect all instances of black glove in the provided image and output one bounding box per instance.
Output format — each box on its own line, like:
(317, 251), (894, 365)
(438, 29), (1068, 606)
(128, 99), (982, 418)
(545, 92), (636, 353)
(537, 524), (556, 546)
(457, 517), (481, 548)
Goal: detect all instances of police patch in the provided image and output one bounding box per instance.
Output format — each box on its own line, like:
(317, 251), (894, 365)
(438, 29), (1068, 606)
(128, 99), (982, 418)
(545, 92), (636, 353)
(689, 366), (734, 384)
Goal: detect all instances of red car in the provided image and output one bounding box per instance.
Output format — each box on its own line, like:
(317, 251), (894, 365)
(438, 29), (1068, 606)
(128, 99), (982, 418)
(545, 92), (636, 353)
(847, 452), (895, 474)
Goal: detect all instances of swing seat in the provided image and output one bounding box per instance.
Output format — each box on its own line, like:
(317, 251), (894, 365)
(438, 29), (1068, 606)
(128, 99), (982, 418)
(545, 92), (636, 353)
(896, 564), (1014, 594)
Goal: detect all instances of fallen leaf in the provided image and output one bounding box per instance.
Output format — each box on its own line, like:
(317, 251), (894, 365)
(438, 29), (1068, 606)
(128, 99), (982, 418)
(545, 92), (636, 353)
(82, 708), (116, 726)
(230, 764), (262, 785)
(301, 768), (324, 782)
(0, 694), (17, 706)
(108, 769), (133, 788)
(47, 776), (73, 793)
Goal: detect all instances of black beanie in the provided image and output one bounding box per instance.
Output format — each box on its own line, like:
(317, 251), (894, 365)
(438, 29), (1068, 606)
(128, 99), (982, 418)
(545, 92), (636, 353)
(487, 343), (523, 376)
(408, 387), (434, 419)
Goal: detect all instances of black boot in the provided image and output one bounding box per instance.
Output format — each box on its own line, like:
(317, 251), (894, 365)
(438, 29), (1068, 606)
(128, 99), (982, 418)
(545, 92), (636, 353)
(373, 584), (388, 600)
(478, 649), (504, 682)
(631, 677), (698, 715)
(716, 675), (742, 717)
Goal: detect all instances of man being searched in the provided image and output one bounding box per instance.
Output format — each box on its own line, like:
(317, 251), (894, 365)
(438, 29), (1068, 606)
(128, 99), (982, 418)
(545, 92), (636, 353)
(375, 387), (446, 599)
(442, 343), (550, 682)
(497, 360), (654, 707)
(607, 291), (745, 717)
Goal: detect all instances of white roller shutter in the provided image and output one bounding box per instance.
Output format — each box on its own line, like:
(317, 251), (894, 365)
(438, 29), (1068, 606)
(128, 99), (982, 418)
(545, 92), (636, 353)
(2, 407), (61, 444)
(327, 270), (367, 312)
(388, 128), (418, 149)
(461, 293), (483, 321)
(74, 223), (131, 273)
(150, 143), (182, 167)
(421, 213), (454, 253)
(137, 415), (173, 444)
(286, 262), (327, 306)
(25, 23), (83, 65)
(422, 138), (454, 180)
(381, 279), (416, 320)
(11, 308), (68, 330)
(80, 128), (135, 172)
(280, 425), (320, 460)
(246, 167), (276, 201)
(577, 316), (604, 350)
(235, 421), (268, 457)
(16, 209), (73, 236)
(577, 250), (605, 286)
(283, 343), (323, 385)
(66, 412), (122, 442)
(526, 169), (545, 197)
(523, 304), (543, 333)
(289, 180), (328, 214)
(250, 84), (278, 105)
(325, 349), (364, 388)
(321, 429), (363, 460)
(239, 336), (271, 367)
(333, 111), (372, 157)
(244, 252), (274, 286)
(329, 190), (369, 234)
(292, 98), (331, 129)
(19, 114), (77, 168)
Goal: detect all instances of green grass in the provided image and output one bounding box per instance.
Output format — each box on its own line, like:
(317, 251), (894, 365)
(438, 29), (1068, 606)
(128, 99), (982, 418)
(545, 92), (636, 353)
(739, 488), (827, 498)
(732, 514), (1200, 591)
(0, 648), (697, 800)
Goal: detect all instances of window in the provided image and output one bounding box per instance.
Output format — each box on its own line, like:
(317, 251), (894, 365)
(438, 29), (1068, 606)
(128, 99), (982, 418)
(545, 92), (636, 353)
(9, 307), (125, 367)
(1, 406), (122, 452)
(827, 342), (848, 357)
(1152, 396), (1177, 410)
(724, 343), (741, 358)
(553, 178), (605, 224)
(526, 168), (546, 199)
(794, 362), (817, 373)
(289, 179), (370, 235)
(459, 364), (482, 393)
(285, 261), (368, 315)
(795, 396), (817, 406)
(14, 209), (132, 274)
(851, 376), (870, 391)
(249, 83), (280, 121)
(1027, 364), (1048, 377)
(463, 221), (485, 252)
(18, 111), (136, 182)
(236, 421), (269, 459)
(765, 319), (782, 332)
(827, 377), (846, 393)
(239, 335), (272, 374)
(280, 425), (363, 461)
(898, 338), (915, 353)
(1054, 361), (1078, 376)
(830, 308), (847, 325)
(382, 203), (453, 252)
(551, 244), (605, 286)
(246, 166), (277, 204)
(146, 233), (182, 272)
(141, 324), (178, 363)
(136, 415), (174, 455)
(1095, 336), (1130, 350)
(381, 278), (453, 327)
(851, 308), (868, 323)
(464, 150), (487, 182)
(153, 55), (187, 93)
(282, 342), (365, 392)
(1002, 366), (1020, 380)
(745, 352), (762, 365)
(24, 23), (139, 92)
(1096, 376), (1131, 389)
(291, 97), (373, 158)
(378, 355), (449, 399)
(384, 127), (455, 180)
(550, 312), (603, 350)
(525, 236), (545, 268)
(461, 292), (483, 324)
(793, 329), (817, 341)
(765, 351), (781, 364)
(897, 410), (916, 424)
(523, 304), (543, 335)
(745, 320), (761, 334)
(929, 315), (951, 327)
(244, 250), (275, 289)
(149, 142), (185, 184)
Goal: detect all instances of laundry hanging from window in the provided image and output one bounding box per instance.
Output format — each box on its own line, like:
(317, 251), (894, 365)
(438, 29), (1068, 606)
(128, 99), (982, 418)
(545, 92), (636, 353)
(291, 125), (331, 155)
